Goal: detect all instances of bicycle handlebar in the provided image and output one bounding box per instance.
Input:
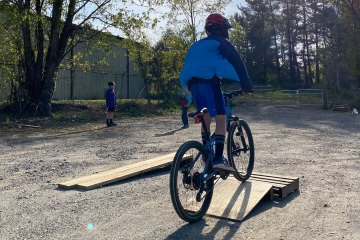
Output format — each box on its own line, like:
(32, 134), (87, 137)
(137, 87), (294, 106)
(223, 89), (254, 99)
(222, 89), (243, 99)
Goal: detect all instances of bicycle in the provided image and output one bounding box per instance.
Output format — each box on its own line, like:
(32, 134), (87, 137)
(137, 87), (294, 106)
(169, 89), (255, 223)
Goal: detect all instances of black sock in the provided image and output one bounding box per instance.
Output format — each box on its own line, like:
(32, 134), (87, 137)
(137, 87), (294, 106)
(110, 119), (113, 124)
(214, 134), (225, 161)
(106, 119), (110, 125)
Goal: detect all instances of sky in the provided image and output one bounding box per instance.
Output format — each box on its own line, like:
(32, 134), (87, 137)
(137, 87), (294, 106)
(150, 0), (247, 43)
(103, 0), (247, 44)
(226, 0), (246, 15)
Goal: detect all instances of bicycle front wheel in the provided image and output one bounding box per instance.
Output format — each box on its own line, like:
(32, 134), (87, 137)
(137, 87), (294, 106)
(169, 140), (213, 223)
(227, 120), (255, 181)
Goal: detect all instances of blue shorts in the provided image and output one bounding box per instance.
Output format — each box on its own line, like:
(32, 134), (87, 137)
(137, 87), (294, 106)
(189, 82), (226, 117)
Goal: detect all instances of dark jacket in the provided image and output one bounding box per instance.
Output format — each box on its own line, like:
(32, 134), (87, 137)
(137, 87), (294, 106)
(105, 88), (116, 107)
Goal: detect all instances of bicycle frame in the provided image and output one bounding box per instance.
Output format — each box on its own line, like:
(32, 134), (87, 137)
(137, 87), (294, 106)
(224, 91), (240, 131)
(191, 110), (217, 182)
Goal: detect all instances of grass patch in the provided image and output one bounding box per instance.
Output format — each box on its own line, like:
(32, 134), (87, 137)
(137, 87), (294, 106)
(50, 99), (172, 122)
(0, 99), (179, 130)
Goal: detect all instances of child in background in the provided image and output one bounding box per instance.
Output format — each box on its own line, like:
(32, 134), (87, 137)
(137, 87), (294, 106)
(105, 81), (117, 127)
(179, 91), (191, 129)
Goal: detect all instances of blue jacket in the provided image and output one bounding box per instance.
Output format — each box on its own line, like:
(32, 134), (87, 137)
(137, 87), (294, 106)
(179, 35), (253, 92)
(105, 88), (116, 107)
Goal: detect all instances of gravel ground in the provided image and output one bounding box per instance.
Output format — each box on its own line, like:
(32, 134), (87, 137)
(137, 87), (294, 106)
(0, 103), (359, 240)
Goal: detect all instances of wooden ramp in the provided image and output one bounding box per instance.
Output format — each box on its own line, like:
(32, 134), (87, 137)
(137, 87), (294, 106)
(58, 153), (299, 201)
(58, 153), (299, 222)
(58, 153), (175, 190)
(207, 179), (272, 221)
(183, 173), (299, 221)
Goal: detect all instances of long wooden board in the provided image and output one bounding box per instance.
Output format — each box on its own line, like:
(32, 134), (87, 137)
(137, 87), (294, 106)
(58, 152), (175, 190)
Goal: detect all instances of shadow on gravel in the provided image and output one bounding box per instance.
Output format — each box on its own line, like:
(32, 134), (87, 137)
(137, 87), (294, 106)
(245, 189), (301, 221)
(154, 127), (187, 137)
(166, 218), (242, 239)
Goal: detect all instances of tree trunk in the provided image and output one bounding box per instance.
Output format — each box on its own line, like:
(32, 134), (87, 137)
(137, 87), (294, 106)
(314, 5), (321, 85)
(38, 62), (58, 116)
(269, 0), (281, 82)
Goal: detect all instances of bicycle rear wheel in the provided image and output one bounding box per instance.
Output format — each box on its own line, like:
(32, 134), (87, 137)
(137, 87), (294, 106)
(169, 140), (213, 223)
(227, 120), (255, 181)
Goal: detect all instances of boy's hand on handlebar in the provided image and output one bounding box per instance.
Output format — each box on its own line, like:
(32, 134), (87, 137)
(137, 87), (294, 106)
(182, 87), (192, 98)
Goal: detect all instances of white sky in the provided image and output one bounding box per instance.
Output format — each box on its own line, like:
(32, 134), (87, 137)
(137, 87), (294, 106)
(147, 0), (246, 43)
(98, 0), (246, 44)
(226, 0), (246, 15)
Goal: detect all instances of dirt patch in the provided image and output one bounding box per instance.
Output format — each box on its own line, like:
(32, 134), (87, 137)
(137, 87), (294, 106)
(0, 102), (359, 239)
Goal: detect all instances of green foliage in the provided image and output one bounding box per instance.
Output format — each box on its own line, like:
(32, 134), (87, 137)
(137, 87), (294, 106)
(230, 0), (359, 108)
(166, 0), (231, 42)
(0, 4), (22, 101)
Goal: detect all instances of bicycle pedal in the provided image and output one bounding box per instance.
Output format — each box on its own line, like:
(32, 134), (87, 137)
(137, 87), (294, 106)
(196, 191), (203, 202)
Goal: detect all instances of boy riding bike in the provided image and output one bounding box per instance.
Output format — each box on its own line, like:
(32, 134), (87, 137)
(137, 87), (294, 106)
(179, 13), (253, 173)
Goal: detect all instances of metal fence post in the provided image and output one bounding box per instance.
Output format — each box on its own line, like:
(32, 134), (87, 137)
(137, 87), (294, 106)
(322, 89), (328, 109)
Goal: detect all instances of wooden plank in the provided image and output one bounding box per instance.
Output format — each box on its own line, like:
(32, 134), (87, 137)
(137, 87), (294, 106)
(205, 179), (273, 221)
(250, 175), (295, 184)
(251, 172), (299, 181)
(76, 154), (176, 190)
(58, 153), (175, 189)
(77, 155), (193, 190)
(249, 177), (287, 187)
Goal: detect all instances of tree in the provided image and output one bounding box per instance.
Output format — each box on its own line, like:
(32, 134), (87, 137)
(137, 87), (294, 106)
(0, 3), (22, 102)
(113, 7), (157, 104)
(165, 0), (230, 43)
(236, 0), (279, 86)
(2, 0), (120, 116)
(151, 29), (188, 104)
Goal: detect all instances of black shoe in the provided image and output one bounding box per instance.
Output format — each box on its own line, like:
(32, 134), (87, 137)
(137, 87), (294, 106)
(181, 125), (189, 129)
(110, 120), (117, 126)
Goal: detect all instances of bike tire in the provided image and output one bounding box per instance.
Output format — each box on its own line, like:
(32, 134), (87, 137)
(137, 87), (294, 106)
(227, 120), (255, 181)
(169, 140), (213, 223)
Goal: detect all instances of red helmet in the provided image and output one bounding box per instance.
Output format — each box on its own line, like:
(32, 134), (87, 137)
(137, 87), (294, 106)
(205, 13), (232, 31)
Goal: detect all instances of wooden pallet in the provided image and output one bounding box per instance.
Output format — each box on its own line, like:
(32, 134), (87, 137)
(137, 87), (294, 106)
(333, 105), (351, 112)
(249, 172), (299, 199)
